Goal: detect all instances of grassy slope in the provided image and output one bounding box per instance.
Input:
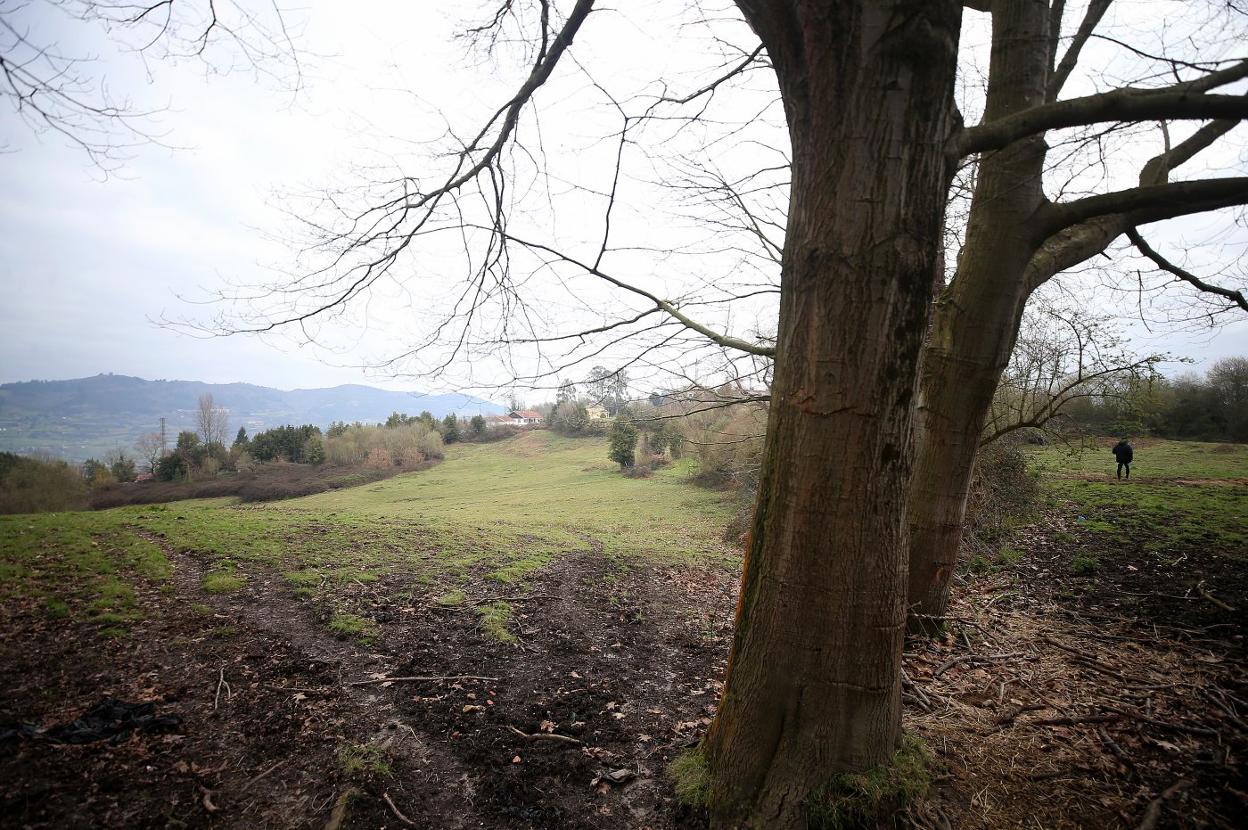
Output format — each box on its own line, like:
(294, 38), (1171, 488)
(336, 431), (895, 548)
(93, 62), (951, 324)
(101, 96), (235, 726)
(1026, 438), (1248, 559)
(0, 432), (734, 632)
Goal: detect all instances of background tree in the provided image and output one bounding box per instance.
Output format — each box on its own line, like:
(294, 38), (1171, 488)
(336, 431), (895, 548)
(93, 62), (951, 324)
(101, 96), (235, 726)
(442, 414), (461, 444)
(195, 394), (229, 448)
(981, 302), (1166, 445)
(608, 410), (638, 469)
(906, 1), (1248, 625)
(104, 448), (137, 483)
(134, 431), (163, 473)
(469, 414), (487, 437)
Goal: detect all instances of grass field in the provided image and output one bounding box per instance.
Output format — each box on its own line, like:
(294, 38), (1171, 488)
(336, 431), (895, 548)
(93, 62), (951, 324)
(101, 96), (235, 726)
(0, 432), (735, 633)
(1025, 438), (1248, 559)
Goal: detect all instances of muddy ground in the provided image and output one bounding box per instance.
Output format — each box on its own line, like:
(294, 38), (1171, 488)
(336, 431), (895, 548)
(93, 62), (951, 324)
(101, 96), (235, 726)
(1, 513), (1244, 829)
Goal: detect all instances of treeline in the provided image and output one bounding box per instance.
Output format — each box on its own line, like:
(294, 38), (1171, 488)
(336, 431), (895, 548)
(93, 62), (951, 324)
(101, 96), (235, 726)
(1064, 357), (1248, 443)
(0, 404), (488, 514)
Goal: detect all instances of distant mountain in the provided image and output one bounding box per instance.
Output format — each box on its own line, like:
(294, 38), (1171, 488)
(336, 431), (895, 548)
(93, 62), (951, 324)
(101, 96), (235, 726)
(0, 374), (505, 461)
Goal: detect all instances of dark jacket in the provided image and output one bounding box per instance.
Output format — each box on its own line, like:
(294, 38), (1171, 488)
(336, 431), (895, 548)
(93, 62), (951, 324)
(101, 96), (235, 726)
(1112, 441), (1133, 463)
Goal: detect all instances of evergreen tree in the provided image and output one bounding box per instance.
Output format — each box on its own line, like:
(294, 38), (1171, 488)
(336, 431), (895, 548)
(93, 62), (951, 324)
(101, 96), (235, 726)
(608, 411), (638, 468)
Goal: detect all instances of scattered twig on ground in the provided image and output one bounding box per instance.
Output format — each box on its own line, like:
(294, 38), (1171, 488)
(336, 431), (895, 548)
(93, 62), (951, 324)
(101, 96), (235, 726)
(1136, 779), (1192, 830)
(214, 668), (229, 711)
(992, 703), (1046, 727)
(1097, 727), (1135, 771)
(932, 652), (1023, 678)
(1195, 581), (1235, 613)
(1032, 712), (1122, 727)
(507, 725), (583, 745)
(240, 759), (287, 793)
(348, 675), (499, 686)
(381, 792), (418, 826)
(1199, 688), (1248, 733)
(1103, 706), (1219, 738)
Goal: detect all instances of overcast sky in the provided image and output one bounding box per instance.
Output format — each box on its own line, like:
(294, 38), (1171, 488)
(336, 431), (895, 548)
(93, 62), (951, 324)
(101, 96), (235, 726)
(1, 1), (1245, 397)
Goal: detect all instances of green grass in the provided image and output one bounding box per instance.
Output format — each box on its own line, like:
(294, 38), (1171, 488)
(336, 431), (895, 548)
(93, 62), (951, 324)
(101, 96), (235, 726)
(0, 434), (733, 629)
(436, 589), (467, 607)
(0, 513), (170, 632)
(669, 747), (712, 809)
(475, 601), (517, 643)
(202, 568), (246, 594)
(1027, 439), (1248, 561)
(336, 742), (392, 778)
(1027, 438), (1248, 481)
(327, 611), (379, 643)
(293, 432), (735, 571)
(1071, 553), (1100, 575)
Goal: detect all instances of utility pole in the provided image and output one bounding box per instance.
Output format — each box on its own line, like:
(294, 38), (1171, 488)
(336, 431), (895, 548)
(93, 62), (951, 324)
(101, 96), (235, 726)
(159, 417), (167, 456)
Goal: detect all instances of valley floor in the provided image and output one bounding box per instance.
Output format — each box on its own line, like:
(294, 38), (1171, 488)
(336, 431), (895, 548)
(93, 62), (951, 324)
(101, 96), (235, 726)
(0, 434), (1244, 828)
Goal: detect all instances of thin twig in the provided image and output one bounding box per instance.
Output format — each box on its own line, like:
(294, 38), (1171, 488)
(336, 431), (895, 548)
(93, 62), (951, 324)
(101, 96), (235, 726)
(507, 725), (583, 746)
(240, 758), (287, 793)
(348, 675), (499, 687)
(932, 652), (1023, 678)
(1195, 582), (1235, 613)
(1104, 706), (1219, 738)
(214, 668), (225, 711)
(1136, 779), (1192, 830)
(381, 792), (418, 827)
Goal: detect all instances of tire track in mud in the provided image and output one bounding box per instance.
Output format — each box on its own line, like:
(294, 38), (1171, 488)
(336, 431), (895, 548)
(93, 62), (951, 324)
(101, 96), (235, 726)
(134, 528), (482, 829)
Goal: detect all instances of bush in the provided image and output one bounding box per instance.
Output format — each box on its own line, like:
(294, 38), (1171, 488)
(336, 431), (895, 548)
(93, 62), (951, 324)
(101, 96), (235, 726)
(688, 407), (766, 489)
(0, 453), (88, 514)
(323, 421), (443, 465)
(609, 411), (639, 468)
(250, 424), (322, 463)
(364, 447), (392, 469)
(962, 437), (1039, 553)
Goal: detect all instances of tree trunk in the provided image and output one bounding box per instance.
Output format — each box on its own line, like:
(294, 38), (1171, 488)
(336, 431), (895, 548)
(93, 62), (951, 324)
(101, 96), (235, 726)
(704, 2), (961, 826)
(906, 0), (1051, 624)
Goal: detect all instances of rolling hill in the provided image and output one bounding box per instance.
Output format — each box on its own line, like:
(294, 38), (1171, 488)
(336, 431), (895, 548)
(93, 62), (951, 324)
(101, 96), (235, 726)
(0, 374), (504, 460)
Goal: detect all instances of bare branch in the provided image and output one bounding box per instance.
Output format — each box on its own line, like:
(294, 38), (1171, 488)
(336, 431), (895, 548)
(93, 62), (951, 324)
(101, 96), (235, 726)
(1127, 227), (1248, 312)
(1047, 0), (1113, 102)
(1037, 177), (1248, 238)
(957, 59), (1248, 157)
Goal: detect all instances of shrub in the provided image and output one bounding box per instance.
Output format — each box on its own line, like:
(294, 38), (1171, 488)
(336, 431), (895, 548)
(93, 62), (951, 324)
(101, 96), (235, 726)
(0, 453), (88, 514)
(250, 424), (322, 462)
(687, 405), (766, 489)
(609, 411), (639, 468)
(963, 437), (1039, 551)
(442, 414), (461, 443)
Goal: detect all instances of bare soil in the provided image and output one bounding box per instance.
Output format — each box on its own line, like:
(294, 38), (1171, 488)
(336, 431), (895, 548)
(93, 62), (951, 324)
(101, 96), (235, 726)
(1, 518), (1244, 829)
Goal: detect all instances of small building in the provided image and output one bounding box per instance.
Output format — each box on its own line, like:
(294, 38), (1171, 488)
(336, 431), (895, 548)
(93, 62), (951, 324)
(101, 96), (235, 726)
(508, 409), (544, 426)
(585, 404), (608, 420)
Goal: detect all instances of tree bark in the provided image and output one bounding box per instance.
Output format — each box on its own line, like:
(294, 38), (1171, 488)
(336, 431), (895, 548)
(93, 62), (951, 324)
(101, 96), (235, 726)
(906, 0), (1051, 625)
(704, 2), (962, 826)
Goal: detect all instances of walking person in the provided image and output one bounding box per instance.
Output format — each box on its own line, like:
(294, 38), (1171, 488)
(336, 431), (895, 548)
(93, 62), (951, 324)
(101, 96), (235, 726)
(1112, 438), (1134, 480)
